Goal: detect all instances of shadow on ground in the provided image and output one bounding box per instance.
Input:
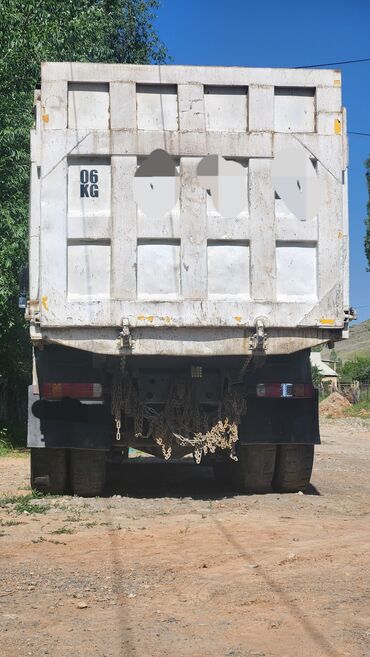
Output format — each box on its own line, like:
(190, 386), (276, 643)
(104, 458), (321, 499)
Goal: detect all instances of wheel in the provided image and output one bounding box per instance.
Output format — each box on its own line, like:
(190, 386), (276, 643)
(30, 448), (68, 494)
(70, 450), (106, 497)
(231, 444), (276, 493)
(273, 444), (314, 493)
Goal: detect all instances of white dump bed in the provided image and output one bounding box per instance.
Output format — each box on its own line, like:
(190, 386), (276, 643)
(29, 63), (349, 356)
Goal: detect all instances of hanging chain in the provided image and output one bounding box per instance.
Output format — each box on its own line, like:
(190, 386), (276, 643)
(111, 355), (126, 441)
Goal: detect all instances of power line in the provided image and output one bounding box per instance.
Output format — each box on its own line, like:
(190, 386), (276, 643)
(348, 131), (370, 137)
(296, 56), (370, 68)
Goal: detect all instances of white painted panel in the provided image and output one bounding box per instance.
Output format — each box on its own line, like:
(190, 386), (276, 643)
(68, 158), (111, 218)
(68, 83), (110, 129)
(137, 241), (180, 297)
(208, 242), (250, 297)
(68, 243), (111, 297)
(136, 84), (178, 131)
(276, 242), (317, 300)
(274, 87), (315, 133)
(204, 86), (247, 132)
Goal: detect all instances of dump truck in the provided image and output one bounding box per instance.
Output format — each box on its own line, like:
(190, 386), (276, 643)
(25, 62), (352, 496)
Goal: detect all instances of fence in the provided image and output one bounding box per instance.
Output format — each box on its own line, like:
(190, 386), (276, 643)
(319, 380), (370, 403)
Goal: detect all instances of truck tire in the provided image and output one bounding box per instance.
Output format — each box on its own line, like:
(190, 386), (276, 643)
(70, 450), (106, 497)
(30, 448), (68, 494)
(232, 444), (276, 493)
(273, 444), (314, 493)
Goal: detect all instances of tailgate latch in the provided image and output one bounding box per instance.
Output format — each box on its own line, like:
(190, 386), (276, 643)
(250, 318), (267, 351)
(119, 318), (133, 350)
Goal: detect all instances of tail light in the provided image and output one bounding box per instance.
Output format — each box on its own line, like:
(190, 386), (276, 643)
(41, 383), (103, 400)
(256, 383), (314, 399)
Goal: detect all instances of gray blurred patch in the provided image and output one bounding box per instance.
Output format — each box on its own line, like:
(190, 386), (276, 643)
(133, 149), (180, 217)
(197, 155), (246, 217)
(272, 147), (319, 221)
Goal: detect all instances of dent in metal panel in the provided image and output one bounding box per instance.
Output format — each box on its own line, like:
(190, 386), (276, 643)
(136, 84), (178, 131)
(208, 241), (250, 297)
(274, 87), (315, 133)
(204, 86), (248, 132)
(276, 241), (317, 301)
(68, 243), (111, 297)
(137, 241), (181, 298)
(68, 83), (110, 129)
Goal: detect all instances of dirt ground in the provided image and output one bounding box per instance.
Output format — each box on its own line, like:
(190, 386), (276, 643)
(1, 418), (370, 657)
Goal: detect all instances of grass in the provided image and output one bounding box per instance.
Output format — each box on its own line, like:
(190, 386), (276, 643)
(50, 525), (75, 535)
(345, 399), (370, 418)
(0, 425), (27, 457)
(0, 491), (50, 514)
(0, 438), (27, 458)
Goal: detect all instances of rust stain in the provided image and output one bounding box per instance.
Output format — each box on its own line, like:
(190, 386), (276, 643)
(41, 296), (49, 311)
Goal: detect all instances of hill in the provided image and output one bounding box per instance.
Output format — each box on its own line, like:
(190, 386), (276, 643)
(322, 319), (370, 362)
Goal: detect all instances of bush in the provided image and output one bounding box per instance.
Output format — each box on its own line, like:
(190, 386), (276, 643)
(340, 357), (370, 383)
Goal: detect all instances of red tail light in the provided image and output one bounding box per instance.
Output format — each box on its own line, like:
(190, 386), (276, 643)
(41, 383), (103, 400)
(256, 383), (314, 399)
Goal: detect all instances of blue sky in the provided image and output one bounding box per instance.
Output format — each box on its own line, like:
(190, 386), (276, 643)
(156, 0), (370, 322)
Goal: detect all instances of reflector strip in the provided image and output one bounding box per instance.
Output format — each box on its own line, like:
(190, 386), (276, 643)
(41, 383), (103, 400)
(256, 383), (314, 399)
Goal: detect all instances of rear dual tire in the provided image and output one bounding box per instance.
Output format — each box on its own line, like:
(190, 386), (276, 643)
(30, 448), (106, 497)
(213, 444), (314, 494)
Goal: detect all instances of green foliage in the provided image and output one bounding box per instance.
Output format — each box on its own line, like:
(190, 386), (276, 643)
(0, 423), (27, 454)
(365, 155), (370, 271)
(311, 364), (323, 388)
(0, 491), (49, 514)
(345, 399), (370, 418)
(340, 356), (370, 383)
(0, 0), (167, 421)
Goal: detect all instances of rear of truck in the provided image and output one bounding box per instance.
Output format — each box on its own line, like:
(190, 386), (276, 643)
(27, 63), (350, 495)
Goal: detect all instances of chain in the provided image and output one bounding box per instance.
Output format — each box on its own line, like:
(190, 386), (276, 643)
(111, 355), (126, 441)
(111, 362), (247, 461)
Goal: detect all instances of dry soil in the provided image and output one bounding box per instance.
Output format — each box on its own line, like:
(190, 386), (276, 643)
(1, 418), (370, 657)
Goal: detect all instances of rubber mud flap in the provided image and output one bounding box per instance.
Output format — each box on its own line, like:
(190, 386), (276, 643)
(30, 448), (68, 494)
(273, 444), (314, 493)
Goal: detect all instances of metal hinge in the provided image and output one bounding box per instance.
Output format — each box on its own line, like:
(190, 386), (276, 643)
(118, 318), (133, 350)
(344, 307), (357, 322)
(250, 318), (267, 351)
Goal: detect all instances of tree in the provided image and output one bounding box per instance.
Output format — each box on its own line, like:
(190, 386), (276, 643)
(0, 0), (167, 426)
(365, 155), (370, 271)
(311, 365), (323, 388)
(340, 356), (370, 383)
